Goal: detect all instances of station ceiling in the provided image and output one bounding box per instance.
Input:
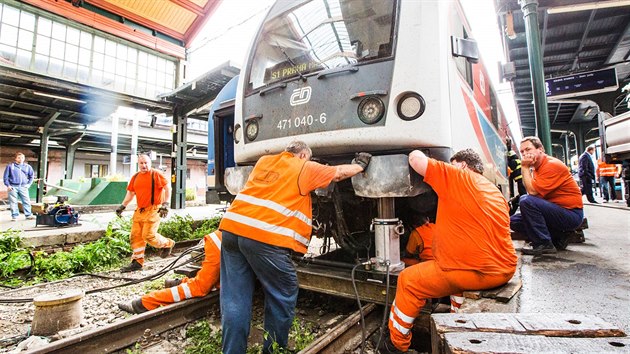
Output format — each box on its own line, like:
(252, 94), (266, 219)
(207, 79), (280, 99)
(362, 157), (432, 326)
(496, 0), (630, 147)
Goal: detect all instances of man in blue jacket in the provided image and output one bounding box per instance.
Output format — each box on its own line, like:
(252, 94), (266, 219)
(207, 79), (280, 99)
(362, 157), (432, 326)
(3, 152), (35, 221)
(578, 146), (597, 203)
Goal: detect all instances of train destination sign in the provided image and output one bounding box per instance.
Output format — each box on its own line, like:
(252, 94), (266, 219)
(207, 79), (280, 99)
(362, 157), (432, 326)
(545, 68), (618, 100)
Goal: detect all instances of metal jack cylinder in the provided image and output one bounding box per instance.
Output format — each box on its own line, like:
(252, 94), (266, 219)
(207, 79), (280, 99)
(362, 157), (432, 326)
(372, 218), (405, 272)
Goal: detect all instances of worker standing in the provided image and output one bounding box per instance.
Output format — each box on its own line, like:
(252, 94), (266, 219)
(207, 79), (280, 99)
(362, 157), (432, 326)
(118, 231), (222, 313)
(116, 154), (174, 272)
(218, 140), (371, 354)
(511, 136), (583, 255)
(382, 149), (517, 353)
(597, 157), (620, 203)
(507, 149), (526, 215)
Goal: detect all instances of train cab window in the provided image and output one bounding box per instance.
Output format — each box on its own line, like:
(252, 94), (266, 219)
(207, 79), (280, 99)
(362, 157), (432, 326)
(246, 0), (396, 95)
(452, 20), (474, 90)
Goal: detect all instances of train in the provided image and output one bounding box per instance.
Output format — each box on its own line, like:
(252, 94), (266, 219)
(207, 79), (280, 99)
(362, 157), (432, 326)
(207, 0), (516, 271)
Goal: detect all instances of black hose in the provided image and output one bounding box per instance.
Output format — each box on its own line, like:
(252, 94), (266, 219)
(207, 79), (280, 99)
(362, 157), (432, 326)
(351, 262), (367, 354)
(376, 261), (391, 351)
(0, 245), (204, 303)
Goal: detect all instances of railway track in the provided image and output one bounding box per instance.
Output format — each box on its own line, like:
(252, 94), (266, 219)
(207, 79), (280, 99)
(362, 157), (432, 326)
(28, 292), (219, 354)
(299, 303), (384, 354)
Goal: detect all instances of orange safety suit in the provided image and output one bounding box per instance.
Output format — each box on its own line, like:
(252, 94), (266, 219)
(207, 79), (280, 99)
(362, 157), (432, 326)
(128, 169), (174, 265)
(219, 151), (337, 254)
(134, 231), (222, 312)
(389, 159), (517, 351)
(401, 223), (435, 266)
(597, 160), (619, 178)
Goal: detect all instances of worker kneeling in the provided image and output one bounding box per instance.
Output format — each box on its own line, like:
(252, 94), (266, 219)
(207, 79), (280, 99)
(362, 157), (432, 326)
(118, 230), (221, 314)
(381, 149), (517, 354)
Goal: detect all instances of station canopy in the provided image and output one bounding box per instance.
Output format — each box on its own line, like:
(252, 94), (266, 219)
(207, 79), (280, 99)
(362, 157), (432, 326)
(496, 0), (630, 145)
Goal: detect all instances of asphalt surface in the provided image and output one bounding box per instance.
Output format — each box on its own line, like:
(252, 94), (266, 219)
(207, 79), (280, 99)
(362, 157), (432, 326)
(516, 202), (630, 334)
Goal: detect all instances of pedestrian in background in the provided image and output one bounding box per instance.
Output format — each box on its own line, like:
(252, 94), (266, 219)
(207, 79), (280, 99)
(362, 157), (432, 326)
(383, 148), (517, 353)
(507, 149), (526, 215)
(116, 153), (174, 272)
(3, 152), (35, 221)
(511, 136), (583, 255)
(578, 146), (597, 203)
(218, 140), (371, 354)
(597, 157), (620, 203)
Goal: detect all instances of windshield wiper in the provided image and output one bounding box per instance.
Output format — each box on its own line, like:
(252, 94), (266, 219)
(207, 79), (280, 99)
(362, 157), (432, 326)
(276, 42), (307, 82)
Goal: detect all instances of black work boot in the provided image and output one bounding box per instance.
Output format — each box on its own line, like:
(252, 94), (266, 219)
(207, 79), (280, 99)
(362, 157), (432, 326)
(377, 336), (406, 354)
(118, 298), (148, 314)
(521, 242), (557, 255)
(164, 278), (182, 288)
(120, 259), (143, 273)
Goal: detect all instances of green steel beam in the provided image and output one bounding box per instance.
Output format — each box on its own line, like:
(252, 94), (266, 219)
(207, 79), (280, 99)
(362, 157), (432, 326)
(519, 0), (552, 153)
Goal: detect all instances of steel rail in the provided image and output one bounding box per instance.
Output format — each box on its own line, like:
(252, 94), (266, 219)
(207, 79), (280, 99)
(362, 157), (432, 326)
(299, 303), (382, 354)
(28, 292), (219, 354)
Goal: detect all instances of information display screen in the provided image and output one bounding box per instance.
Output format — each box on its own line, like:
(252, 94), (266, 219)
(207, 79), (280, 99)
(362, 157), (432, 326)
(545, 68), (618, 99)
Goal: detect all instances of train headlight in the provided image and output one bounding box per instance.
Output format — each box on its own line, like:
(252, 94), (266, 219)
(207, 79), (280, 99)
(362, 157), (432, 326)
(397, 92), (425, 120)
(245, 120), (259, 141)
(357, 96), (385, 124)
(234, 124), (242, 144)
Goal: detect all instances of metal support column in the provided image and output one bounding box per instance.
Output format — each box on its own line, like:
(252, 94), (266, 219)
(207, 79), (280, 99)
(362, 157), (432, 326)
(65, 144), (77, 179)
(171, 109), (187, 209)
(37, 112), (60, 202)
(110, 114), (119, 175)
(519, 0), (552, 153)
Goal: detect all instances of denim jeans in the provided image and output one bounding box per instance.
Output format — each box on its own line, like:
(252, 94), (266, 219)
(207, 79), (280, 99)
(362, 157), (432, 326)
(599, 176), (616, 201)
(510, 195), (583, 246)
(220, 230), (298, 354)
(8, 185), (32, 218)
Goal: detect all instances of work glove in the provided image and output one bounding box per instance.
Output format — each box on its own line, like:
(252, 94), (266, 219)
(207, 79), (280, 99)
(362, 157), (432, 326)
(353, 152), (372, 171)
(115, 204), (126, 217)
(158, 202), (169, 218)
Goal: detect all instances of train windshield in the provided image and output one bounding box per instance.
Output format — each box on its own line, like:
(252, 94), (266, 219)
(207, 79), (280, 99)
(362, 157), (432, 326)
(246, 0), (396, 94)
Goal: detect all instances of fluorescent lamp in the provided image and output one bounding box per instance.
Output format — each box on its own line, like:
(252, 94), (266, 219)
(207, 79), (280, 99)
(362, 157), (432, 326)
(547, 0), (630, 14)
(33, 91), (86, 104)
(0, 132), (21, 137)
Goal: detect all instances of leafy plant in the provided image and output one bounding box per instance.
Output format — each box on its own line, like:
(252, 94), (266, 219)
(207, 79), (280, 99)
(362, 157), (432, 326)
(158, 214), (195, 242)
(192, 217), (221, 239)
(185, 320), (222, 354)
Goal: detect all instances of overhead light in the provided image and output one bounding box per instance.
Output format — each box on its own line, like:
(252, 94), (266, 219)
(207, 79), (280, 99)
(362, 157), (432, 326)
(0, 132), (21, 137)
(29, 139), (60, 146)
(86, 153), (104, 156)
(33, 91), (86, 104)
(547, 0), (630, 14)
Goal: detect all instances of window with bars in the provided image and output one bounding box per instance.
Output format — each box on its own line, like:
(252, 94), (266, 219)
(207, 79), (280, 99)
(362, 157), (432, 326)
(0, 2), (176, 98)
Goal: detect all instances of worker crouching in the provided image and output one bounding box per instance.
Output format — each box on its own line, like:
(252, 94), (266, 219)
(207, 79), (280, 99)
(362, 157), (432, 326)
(118, 231), (221, 313)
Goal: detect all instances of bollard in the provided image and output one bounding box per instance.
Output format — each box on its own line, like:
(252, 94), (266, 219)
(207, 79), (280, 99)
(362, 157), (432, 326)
(31, 289), (84, 336)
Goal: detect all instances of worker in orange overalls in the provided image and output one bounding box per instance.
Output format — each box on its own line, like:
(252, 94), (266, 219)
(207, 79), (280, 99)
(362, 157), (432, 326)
(219, 141), (371, 354)
(118, 230), (222, 314)
(597, 157), (621, 203)
(379, 149), (517, 354)
(115, 154), (175, 273)
(401, 216), (434, 267)
(401, 216), (464, 314)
